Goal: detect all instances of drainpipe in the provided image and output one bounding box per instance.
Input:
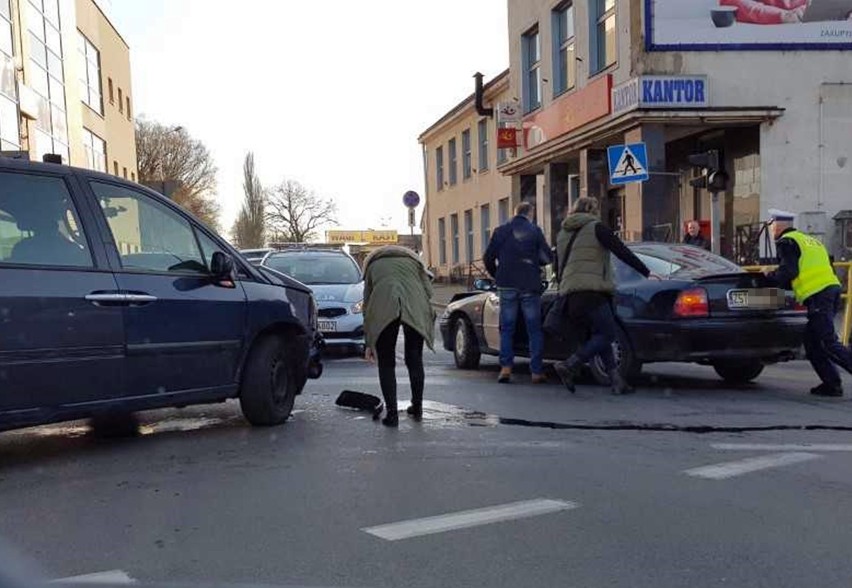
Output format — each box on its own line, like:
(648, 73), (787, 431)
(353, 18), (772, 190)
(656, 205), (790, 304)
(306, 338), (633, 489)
(474, 72), (494, 118)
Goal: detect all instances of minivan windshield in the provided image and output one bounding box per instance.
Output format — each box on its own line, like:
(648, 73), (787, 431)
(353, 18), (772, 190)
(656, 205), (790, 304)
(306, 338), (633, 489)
(264, 253), (362, 285)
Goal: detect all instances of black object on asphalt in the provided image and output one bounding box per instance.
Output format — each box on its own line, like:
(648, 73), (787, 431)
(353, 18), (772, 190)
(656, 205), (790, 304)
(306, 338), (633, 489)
(336, 390), (384, 420)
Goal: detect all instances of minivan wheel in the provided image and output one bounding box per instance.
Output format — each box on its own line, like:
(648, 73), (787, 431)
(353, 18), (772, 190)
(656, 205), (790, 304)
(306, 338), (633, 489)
(239, 335), (298, 426)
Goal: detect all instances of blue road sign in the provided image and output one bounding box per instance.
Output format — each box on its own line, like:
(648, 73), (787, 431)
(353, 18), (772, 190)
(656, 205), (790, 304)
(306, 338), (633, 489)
(607, 143), (649, 185)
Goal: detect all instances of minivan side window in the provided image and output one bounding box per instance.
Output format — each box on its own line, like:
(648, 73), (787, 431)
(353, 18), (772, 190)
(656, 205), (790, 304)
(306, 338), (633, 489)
(0, 172), (93, 267)
(89, 181), (207, 275)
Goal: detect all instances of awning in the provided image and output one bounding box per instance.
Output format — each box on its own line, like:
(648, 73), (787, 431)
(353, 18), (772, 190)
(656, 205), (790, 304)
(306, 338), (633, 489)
(498, 106), (785, 176)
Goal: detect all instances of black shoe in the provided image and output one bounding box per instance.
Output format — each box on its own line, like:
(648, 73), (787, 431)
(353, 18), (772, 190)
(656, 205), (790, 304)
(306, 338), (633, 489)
(406, 404), (423, 421)
(555, 356), (581, 393)
(810, 383), (844, 397)
(382, 413), (399, 427)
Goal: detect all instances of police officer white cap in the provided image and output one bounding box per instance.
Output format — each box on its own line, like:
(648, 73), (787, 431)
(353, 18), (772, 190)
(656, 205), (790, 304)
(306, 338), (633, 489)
(768, 209), (796, 222)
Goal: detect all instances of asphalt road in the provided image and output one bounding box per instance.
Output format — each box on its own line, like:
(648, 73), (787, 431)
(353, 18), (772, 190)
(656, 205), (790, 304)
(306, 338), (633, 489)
(2, 340), (852, 588)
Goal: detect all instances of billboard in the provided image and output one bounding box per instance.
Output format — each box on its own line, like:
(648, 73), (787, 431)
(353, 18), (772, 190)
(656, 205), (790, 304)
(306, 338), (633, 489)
(326, 230), (398, 244)
(646, 0), (852, 51)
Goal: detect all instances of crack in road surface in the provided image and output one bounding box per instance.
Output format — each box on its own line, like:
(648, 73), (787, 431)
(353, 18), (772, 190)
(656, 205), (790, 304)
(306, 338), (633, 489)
(495, 417), (852, 434)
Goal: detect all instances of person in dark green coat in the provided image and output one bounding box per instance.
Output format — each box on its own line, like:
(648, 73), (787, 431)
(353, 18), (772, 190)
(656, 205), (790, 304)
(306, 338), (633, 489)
(363, 245), (436, 427)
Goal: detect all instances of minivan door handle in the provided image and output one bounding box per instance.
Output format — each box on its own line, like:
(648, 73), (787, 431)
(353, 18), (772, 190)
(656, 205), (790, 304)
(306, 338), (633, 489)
(85, 292), (129, 306)
(124, 293), (158, 306)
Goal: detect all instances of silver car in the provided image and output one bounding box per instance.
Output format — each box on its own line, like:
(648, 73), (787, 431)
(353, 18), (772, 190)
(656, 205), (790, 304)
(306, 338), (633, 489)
(262, 248), (365, 354)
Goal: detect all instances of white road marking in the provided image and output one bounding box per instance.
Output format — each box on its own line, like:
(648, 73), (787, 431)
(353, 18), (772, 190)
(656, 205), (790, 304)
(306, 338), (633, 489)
(54, 570), (135, 584)
(712, 443), (852, 452)
(684, 452), (822, 480)
(362, 498), (579, 541)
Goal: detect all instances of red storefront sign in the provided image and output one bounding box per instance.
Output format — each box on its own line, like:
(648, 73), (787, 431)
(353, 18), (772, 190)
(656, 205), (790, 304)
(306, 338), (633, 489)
(497, 127), (519, 149)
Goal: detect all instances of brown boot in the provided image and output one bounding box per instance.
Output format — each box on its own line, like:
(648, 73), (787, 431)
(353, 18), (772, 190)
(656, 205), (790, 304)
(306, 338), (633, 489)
(531, 373), (548, 384)
(498, 367), (512, 384)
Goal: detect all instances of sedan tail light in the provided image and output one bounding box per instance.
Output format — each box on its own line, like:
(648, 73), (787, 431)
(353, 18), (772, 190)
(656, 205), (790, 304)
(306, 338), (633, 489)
(673, 288), (709, 318)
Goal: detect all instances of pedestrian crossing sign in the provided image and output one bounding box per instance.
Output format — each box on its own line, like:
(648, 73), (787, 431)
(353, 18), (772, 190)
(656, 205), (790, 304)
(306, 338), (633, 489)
(607, 142), (649, 185)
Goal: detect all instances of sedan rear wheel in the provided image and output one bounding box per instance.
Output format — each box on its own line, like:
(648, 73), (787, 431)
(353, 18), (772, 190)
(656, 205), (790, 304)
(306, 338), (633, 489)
(453, 318), (481, 370)
(589, 327), (641, 386)
(713, 360), (764, 384)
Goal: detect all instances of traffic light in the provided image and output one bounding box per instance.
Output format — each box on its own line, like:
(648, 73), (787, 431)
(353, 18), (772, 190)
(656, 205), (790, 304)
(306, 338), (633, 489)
(687, 149), (727, 192)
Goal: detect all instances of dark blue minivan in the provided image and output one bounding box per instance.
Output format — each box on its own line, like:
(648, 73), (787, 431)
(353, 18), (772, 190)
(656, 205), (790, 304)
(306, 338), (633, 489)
(0, 157), (322, 433)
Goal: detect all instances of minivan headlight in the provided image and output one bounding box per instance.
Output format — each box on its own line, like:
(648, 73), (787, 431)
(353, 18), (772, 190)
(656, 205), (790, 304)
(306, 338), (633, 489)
(351, 300), (364, 314)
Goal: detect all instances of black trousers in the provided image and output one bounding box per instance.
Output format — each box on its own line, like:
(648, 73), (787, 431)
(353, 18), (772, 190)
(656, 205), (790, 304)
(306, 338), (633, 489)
(804, 286), (852, 387)
(375, 319), (425, 415)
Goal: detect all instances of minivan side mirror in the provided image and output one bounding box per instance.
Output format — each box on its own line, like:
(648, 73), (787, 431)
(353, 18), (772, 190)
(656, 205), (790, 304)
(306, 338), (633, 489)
(210, 251), (235, 286)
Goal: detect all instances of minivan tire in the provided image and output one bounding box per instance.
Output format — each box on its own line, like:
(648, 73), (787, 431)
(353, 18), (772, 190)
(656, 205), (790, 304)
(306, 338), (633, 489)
(239, 335), (298, 426)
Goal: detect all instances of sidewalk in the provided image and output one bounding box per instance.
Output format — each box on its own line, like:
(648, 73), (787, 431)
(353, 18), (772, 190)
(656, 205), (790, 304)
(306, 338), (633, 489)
(432, 283), (471, 309)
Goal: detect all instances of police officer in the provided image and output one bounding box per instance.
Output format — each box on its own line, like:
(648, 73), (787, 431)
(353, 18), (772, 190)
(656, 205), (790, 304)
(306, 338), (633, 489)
(767, 209), (852, 397)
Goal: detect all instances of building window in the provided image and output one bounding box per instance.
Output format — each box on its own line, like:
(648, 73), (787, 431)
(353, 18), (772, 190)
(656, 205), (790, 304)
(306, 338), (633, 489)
(450, 213), (459, 264)
(122, 166), (127, 179)
(464, 209), (474, 263)
(0, 0), (19, 149)
(27, 0), (69, 164)
(438, 217), (447, 265)
(77, 32), (102, 114)
(553, 3), (576, 96)
(113, 160), (118, 176)
(477, 119), (489, 172)
(131, 171), (135, 182)
(448, 138), (458, 186)
(82, 128), (106, 172)
(480, 204), (491, 252)
(126, 96), (131, 120)
(108, 77), (114, 103)
(591, 0), (616, 74)
(522, 27), (541, 113)
(498, 198), (510, 224)
(461, 129), (472, 180)
(436, 146), (444, 190)
(118, 87), (123, 113)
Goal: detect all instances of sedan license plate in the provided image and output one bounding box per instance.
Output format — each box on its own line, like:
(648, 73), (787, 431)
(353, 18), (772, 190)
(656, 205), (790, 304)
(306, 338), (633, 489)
(318, 320), (337, 332)
(727, 288), (784, 310)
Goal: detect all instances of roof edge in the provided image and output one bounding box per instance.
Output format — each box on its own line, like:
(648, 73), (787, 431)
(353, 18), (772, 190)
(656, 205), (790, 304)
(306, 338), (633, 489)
(90, 0), (130, 49)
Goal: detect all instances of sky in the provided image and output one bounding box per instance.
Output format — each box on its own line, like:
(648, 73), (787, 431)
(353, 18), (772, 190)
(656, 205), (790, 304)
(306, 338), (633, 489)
(105, 0), (510, 238)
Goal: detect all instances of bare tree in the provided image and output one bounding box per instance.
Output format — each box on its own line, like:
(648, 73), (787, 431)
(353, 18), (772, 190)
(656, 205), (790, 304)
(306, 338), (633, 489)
(231, 153), (267, 249)
(266, 180), (337, 243)
(135, 118), (221, 229)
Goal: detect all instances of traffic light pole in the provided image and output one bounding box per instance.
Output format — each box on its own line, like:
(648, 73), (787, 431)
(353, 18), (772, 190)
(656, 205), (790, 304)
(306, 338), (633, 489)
(710, 190), (722, 256)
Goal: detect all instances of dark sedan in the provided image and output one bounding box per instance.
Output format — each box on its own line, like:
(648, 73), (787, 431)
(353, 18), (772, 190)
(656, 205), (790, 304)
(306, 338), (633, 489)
(440, 243), (807, 384)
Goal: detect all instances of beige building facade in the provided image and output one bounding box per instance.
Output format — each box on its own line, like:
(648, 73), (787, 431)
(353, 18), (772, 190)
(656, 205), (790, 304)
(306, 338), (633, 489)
(419, 70), (515, 280)
(1, 0), (136, 178)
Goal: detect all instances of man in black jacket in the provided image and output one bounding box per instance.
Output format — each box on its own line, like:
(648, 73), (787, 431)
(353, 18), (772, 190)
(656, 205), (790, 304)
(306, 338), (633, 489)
(484, 201), (553, 384)
(683, 220), (710, 250)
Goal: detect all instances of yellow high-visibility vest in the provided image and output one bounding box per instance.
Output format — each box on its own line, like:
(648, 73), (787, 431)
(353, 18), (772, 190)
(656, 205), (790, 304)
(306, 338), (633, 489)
(782, 230), (840, 303)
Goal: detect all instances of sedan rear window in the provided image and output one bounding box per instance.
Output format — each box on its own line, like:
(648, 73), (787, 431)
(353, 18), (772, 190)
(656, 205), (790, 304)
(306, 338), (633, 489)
(630, 244), (743, 279)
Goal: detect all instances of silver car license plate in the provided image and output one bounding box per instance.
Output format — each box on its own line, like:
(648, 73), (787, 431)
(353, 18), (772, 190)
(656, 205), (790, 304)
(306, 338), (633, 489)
(318, 320), (337, 332)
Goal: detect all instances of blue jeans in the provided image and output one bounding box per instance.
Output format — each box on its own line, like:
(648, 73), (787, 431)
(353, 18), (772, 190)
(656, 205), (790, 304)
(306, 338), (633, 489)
(499, 289), (544, 375)
(804, 286), (852, 387)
